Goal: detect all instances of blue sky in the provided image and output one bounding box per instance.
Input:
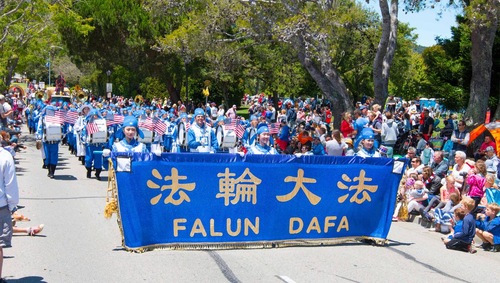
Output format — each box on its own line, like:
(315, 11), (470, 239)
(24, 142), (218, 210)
(361, 2), (463, 47)
(399, 6), (462, 46)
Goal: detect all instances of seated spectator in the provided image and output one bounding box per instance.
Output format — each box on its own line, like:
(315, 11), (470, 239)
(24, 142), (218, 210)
(406, 157), (424, 177)
(432, 192), (462, 233)
(284, 138), (299, 154)
(407, 180), (429, 214)
(297, 127), (313, 145)
(423, 175), (459, 219)
(475, 203), (500, 252)
(393, 177), (416, 221)
(484, 146), (499, 175)
(405, 146), (417, 159)
(344, 138), (355, 156)
(430, 151), (448, 179)
(474, 135), (496, 161)
(311, 135), (325, 155)
(442, 197), (476, 253)
(450, 151), (471, 194)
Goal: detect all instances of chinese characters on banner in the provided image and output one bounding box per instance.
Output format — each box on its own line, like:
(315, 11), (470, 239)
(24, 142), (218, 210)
(111, 153), (405, 250)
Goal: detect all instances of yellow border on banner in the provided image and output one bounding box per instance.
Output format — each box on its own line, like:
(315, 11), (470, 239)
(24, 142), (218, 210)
(105, 158), (388, 252)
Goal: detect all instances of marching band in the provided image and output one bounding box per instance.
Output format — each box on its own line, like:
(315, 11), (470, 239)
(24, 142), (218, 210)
(26, 96), (286, 180)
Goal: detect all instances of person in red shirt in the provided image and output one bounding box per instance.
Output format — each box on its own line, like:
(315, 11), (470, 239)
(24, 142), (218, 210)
(324, 106), (332, 132)
(340, 112), (355, 138)
(474, 135), (496, 161)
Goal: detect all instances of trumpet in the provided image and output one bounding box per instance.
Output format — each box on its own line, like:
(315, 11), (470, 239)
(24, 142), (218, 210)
(134, 95), (144, 106)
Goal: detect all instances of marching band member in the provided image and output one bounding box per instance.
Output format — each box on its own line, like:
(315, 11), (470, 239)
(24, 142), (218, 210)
(109, 116), (149, 153)
(356, 128), (381, 158)
(36, 105), (63, 178)
(74, 104), (92, 165)
(150, 110), (164, 153)
(163, 112), (178, 152)
(66, 107), (78, 155)
(241, 115), (258, 148)
(187, 108), (218, 153)
(246, 126), (279, 155)
(82, 109), (107, 180)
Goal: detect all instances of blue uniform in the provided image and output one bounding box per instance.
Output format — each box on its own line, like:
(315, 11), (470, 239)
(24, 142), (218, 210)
(36, 114), (62, 178)
(187, 123), (219, 153)
(247, 143), (278, 155)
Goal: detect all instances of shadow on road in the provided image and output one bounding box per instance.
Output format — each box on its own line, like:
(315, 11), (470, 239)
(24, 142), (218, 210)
(5, 276), (47, 283)
(385, 239), (414, 246)
(52, 175), (78, 181)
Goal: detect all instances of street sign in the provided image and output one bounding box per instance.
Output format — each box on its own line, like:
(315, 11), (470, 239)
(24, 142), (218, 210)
(106, 83), (113, 93)
(39, 82), (45, 89)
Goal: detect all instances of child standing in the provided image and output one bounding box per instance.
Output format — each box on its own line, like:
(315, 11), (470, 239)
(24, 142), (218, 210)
(442, 197), (477, 253)
(475, 203), (500, 252)
(467, 160), (487, 216)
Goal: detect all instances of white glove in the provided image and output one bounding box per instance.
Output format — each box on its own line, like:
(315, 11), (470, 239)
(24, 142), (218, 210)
(102, 149), (111, 157)
(238, 151), (245, 157)
(295, 153), (303, 158)
(153, 150), (162, 157)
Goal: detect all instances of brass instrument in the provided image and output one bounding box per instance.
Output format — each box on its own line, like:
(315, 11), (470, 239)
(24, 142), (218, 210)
(36, 90), (45, 100)
(77, 90), (87, 102)
(46, 88), (55, 101)
(36, 90), (47, 100)
(134, 95), (144, 106)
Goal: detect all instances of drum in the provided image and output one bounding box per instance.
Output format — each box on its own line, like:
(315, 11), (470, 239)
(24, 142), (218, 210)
(43, 119), (62, 142)
(89, 118), (108, 144)
(215, 125), (224, 148)
(138, 128), (154, 144)
(177, 122), (187, 146)
(221, 130), (238, 148)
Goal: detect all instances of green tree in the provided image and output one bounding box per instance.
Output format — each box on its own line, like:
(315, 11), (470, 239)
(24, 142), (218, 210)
(0, 0), (53, 90)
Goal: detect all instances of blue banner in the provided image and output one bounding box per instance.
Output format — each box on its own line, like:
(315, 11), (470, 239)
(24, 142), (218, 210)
(110, 153), (406, 250)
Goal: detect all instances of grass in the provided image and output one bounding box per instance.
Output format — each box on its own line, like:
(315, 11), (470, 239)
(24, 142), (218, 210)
(237, 105), (250, 119)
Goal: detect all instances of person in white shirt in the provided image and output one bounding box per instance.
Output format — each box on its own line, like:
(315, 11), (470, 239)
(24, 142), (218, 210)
(0, 146), (20, 280)
(225, 105), (237, 119)
(325, 130), (347, 156)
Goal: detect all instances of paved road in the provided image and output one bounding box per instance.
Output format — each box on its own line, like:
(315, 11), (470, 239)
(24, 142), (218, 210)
(4, 129), (500, 283)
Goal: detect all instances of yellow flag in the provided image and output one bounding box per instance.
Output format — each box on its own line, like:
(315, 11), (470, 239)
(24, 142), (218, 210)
(202, 87), (210, 97)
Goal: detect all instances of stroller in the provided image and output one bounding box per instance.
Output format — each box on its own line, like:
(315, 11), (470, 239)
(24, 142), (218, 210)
(394, 129), (419, 155)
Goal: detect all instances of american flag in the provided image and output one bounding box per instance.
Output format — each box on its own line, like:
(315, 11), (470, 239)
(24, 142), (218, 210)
(224, 118), (237, 131)
(86, 122), (99, 135)
(235, 121), (245, 139)
(139, 117), (154, 131)
(185, 121), (191, 131)
(153, 117), (167, 135)
(45, 110), (64, 124)
(64, 111), (79, 124)
(106, 114), (125, 126)
(269, 122), (280, 135)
